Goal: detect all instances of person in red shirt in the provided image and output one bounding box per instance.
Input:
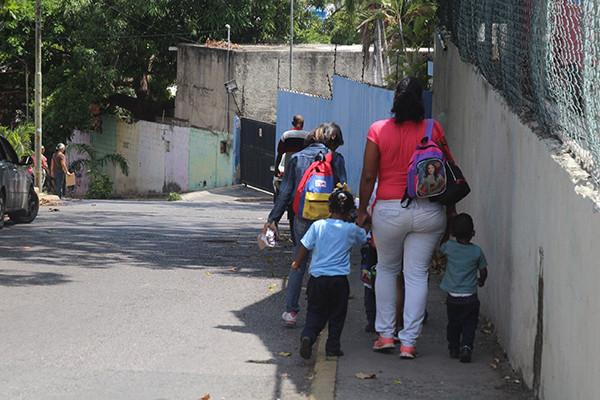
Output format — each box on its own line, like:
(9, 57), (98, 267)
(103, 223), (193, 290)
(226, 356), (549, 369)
(357, 77), (456, 359)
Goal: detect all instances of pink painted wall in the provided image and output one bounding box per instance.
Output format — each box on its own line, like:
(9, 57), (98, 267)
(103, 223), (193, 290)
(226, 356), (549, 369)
(68, 130), (91, 197)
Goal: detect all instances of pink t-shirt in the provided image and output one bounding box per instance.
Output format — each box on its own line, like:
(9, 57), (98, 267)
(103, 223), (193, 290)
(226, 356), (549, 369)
(367, 118), (445, 200)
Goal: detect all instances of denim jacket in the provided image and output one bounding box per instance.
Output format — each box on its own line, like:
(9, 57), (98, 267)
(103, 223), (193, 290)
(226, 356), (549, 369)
(268, 143), (347, 223)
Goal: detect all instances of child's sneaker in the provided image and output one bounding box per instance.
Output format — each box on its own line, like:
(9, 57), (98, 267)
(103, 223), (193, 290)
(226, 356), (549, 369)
(300, 337), (312, 359)
(399, 345), (418, 359)
(281, 311), (297, 327)
(373, 335), (395, 351)
(459, 346), (472, 363)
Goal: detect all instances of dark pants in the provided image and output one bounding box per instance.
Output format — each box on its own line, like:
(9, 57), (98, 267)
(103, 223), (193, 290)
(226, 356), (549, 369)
(53, 170), (65, 199)
(301, 275), (349, 354)
(446, 293), (480, 350)
(361, 242), (377, 328)
(364, 285), (376, 329)
(287, 204), (296, 245)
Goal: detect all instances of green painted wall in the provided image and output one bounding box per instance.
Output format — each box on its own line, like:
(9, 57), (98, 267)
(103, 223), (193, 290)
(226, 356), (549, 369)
(188, 128), (233, 191)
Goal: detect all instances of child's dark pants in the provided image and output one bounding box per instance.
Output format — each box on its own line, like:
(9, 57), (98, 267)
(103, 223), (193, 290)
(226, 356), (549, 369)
(301, 275), (349, 354)
(446, 293), (480, 350)
(364, 285), (376, 329)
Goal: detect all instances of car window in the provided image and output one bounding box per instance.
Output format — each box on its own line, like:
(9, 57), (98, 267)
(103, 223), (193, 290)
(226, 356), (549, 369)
(0, 136), (18, 163)
(0, 138), (7, 161)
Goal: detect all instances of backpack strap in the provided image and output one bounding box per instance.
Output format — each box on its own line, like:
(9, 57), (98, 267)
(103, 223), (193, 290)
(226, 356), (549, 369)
(311, 151), (339, 184)
(425, 119), (434, 140)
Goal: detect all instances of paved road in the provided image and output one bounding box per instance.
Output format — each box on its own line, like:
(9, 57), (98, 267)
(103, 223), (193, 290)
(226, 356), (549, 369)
(0, 187), (311, 400)
(1, 185), (533, 400)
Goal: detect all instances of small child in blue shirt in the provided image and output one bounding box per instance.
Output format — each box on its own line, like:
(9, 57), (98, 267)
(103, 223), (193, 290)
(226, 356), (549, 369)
(439, 213), (488, 363)
(292, 188), (367, 359)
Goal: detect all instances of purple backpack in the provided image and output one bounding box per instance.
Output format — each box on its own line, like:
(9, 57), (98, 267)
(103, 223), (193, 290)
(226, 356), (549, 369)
(405, 119), (446, 199)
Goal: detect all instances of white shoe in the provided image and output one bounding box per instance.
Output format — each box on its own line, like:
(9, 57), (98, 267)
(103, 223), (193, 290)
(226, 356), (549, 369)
(281, 311), (297, 327)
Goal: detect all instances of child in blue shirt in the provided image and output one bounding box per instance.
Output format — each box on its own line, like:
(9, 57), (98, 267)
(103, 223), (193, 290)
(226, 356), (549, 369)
(292, 188), (368, 359)
(439, 213), (488, 363)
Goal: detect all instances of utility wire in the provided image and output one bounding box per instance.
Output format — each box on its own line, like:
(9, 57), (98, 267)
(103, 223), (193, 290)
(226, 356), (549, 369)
(95, 0), (206, 44)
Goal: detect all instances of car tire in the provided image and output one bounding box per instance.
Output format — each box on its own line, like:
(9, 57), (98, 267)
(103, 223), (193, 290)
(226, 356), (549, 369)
(10, 187), (39, 224)
(0, 191), (5, 229)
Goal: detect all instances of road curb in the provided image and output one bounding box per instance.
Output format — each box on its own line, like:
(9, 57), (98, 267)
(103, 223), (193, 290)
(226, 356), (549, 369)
(308, 327), (337, 400)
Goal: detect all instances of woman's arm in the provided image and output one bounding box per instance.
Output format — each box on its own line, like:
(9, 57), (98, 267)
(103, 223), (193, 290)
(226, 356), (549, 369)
(357, 139), (379, 228)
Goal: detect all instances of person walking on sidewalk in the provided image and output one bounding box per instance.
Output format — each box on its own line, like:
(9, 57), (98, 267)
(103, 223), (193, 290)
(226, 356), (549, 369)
(357, 77), (456, 359)
(263, 122), (347, 328)
(273, 115), (310, 243)
(293, 188), (367, 359)
(274, 115), (309, 177)
(439, 213), (488, 363)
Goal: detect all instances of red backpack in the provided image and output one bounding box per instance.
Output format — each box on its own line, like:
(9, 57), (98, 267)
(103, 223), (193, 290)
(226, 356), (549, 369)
(293, 152), (339, 220)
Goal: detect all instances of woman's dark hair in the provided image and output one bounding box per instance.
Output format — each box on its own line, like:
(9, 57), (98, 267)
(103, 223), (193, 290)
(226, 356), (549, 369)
(391, 77), (425, 123)
(451, 213), (474, 240)
(304, 122), (344, 149)
(328, 187), (354, 216)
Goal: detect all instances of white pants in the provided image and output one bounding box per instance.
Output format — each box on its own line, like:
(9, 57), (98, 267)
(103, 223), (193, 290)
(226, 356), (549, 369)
(372, 198), (446, 347)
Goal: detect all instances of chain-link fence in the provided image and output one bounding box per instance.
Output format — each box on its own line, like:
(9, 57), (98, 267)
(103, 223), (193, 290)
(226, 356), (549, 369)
(438, 0), (600, 184)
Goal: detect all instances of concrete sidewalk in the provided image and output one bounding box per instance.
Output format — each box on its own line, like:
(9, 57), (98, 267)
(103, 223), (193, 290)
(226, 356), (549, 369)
(307, 245), (534, 400)
(183, 185), (533, 399)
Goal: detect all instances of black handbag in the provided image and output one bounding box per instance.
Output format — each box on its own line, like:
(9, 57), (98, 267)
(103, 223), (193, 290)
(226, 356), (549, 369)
(433, 160), (470, 205)
(431, 138), (470, 205)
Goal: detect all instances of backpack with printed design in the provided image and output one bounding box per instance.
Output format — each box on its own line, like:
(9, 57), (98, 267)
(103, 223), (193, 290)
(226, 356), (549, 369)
(293, 151), (339, 220)
(405, 119), (446, 200)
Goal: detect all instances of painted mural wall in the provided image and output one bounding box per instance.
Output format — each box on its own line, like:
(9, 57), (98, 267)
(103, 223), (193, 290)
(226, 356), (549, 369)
(69, 116), (233, 196)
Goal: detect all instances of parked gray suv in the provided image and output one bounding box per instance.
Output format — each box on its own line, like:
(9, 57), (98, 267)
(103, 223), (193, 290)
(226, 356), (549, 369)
(0, 134), (39, 228)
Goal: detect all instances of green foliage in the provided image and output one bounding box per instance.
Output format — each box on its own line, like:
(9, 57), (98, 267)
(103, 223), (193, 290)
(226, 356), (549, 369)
(67, 143), (129, 180)
(296, 4), (361, 45)
(85, 173), (113, 199)
(1, 0), (330, 144)
(67, 143), (128, 198)
(165, 192), (182, 201)
(0, 122), (33, 157)
(359, 0), (438, 88)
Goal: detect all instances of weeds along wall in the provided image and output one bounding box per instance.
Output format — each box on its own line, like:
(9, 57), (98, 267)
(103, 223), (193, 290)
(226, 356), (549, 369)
(69, 116), (234, 196)
(433, 40), (600, 400)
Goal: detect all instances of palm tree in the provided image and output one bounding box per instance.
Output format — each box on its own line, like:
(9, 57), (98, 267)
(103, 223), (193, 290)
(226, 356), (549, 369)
(66, 143), (129, 199)
(358, 0), (437, 87)
(67, 143), (129, 179)
(0, 123), (33, 157)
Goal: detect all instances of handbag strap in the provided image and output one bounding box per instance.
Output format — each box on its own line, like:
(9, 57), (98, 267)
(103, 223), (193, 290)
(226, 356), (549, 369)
(437, 136), (455, 163)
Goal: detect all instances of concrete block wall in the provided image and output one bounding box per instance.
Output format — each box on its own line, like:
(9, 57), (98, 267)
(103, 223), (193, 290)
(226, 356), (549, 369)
(114, 120), (139, 195)
(67, 130), (91, 197)
(70, 116), (233, 196)
(433, 41), (600, 400)
(174, 44), (375, 131)
(163, 125), (190, 193)
(188, 128), (232, 191)
(138, 121), (167, 194)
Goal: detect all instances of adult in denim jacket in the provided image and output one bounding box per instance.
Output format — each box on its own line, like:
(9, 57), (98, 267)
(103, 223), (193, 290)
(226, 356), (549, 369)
(263, 122), (347, 327)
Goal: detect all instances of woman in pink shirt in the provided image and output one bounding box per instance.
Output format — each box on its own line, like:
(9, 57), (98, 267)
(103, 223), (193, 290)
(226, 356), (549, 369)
(357, 77), (456, 359)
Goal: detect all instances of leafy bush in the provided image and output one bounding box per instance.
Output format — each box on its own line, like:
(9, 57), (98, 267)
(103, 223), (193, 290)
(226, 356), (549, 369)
(0, 123), (33, 157)
(85, 173), (113, 199)
(166, 192), (182, 201)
